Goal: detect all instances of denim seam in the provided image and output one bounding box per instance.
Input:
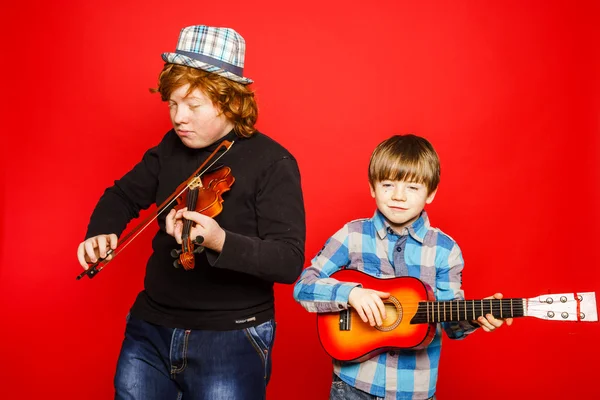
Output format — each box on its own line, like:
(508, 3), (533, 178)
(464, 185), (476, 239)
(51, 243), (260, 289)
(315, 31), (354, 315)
(169, 328), (176, 376)
(243, 328), (267, 378)
(170, 329), (190, 375)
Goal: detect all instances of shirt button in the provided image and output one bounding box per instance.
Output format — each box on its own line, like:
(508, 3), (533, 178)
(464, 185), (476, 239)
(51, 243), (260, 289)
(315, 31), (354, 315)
(396, 247), (402, 252)
(338, 304), (344, 309)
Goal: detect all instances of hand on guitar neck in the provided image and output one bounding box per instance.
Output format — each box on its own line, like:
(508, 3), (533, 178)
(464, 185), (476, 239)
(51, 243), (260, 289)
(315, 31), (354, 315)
(470, 292), (514, 332)
(348, 287), (513, 333)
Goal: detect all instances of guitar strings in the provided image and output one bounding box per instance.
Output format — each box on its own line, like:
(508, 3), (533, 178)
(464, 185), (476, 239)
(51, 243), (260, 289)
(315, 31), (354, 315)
(355, 299), (579, 321)
(363, 300), (526, 320)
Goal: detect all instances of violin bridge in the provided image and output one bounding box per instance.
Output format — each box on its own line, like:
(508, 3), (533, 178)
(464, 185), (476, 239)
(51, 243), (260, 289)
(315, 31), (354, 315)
(188, 176), (204, 189)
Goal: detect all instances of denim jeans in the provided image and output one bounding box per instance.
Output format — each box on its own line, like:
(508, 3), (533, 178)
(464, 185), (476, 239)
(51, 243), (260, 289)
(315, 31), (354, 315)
(114, 314), (275, 400)
(329, 374), (435, 400)
(330, 374), (384, 400)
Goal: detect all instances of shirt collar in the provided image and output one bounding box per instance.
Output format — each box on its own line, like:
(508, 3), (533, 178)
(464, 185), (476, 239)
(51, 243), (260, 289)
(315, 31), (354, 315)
(373, 209), (431, 243)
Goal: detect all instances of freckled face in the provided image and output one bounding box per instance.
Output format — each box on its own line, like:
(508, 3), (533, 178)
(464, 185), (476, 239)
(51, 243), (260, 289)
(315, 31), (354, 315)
(370, 180), (436, 231)
(168, 84), (234, 149)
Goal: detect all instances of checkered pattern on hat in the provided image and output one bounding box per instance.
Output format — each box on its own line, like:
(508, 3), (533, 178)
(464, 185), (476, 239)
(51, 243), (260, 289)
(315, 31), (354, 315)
(162, 25), (252, 84)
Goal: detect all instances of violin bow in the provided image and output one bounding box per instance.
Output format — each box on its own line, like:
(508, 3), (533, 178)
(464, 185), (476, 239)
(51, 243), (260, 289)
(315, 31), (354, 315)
(77, 139), (235, 280)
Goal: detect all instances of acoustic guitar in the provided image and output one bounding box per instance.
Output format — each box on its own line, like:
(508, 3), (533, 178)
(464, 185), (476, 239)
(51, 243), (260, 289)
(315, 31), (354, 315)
(316, 269), (597, 362)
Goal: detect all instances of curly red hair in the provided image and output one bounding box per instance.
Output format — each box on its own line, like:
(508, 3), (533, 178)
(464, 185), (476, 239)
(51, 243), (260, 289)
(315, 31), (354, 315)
(152, 64), (258, 137)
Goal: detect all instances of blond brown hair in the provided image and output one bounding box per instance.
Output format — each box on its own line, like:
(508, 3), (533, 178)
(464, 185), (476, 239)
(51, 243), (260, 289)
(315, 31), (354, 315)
(368, 134), (440, 194)
(152, 64), (258, 137)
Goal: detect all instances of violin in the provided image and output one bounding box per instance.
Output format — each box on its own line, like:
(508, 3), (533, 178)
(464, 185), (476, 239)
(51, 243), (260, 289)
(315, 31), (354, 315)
(77, 140), (235, 280)
(171, 165), (235, 270)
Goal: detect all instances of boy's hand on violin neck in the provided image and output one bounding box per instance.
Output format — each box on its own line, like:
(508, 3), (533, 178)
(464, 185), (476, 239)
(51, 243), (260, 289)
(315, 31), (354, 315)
(348, 287), (391, 327)
(76, 234), (118, 269)
(166, 208), (226, 252)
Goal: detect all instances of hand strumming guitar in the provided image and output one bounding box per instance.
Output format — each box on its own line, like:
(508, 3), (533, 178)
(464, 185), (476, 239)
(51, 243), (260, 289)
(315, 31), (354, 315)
(348, 287), (391, 327)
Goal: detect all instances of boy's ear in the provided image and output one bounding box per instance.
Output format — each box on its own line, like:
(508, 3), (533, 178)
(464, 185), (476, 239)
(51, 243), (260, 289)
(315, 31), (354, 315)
(369, 183), (376, 198)
(425, 188), (437, 204)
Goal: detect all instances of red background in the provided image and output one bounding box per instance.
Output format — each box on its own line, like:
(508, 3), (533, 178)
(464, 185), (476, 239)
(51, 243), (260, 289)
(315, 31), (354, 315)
(1, 0), (598, 398)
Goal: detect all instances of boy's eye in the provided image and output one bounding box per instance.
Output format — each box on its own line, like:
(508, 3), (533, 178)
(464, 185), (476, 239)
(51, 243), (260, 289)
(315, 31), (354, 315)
(408, 185), (420, 190)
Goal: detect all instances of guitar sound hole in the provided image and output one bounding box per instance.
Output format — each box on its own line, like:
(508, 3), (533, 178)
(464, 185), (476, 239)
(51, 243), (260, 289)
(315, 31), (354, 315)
(375, 296), (402, 332)
(383, 304), (399, 324)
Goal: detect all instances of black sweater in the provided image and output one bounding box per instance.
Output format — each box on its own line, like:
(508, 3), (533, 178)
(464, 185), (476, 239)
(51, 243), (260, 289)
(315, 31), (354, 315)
(85, 129), (306, 330)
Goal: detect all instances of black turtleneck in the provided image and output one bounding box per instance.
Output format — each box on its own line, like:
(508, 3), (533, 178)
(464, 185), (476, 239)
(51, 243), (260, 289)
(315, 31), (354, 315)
(85, 129), (306, 330)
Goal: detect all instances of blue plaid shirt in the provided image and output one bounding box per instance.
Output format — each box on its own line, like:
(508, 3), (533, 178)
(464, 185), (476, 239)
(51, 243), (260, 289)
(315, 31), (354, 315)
(293, 210), (477, 400)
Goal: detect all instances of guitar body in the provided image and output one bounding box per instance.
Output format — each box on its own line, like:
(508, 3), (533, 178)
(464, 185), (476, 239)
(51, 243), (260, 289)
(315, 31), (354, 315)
(316, 269), (597, 363)
(317, 269), (436, 362)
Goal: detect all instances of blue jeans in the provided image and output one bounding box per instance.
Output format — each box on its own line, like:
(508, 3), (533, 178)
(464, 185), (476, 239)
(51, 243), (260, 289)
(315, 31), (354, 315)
(330, 374), (384, 400)
(330, 374), (435, 400)
(114, 314), (275, 400)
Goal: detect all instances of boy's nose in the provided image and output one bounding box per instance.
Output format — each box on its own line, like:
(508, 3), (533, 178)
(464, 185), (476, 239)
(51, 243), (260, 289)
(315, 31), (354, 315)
(173, 107), (189, 124)
(392, 187), (407, 201)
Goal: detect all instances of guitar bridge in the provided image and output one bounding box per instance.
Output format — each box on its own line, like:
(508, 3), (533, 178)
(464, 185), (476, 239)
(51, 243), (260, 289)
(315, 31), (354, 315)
(339, 309), (351, 331)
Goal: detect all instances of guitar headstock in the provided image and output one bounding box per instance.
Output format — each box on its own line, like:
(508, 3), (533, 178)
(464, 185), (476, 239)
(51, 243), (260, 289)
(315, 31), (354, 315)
(526, 292), (597, 322)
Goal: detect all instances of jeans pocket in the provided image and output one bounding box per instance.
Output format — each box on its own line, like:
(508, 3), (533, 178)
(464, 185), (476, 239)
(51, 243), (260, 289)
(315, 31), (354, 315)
(245, 319), (275, 356)
(244, 319), (276, 381)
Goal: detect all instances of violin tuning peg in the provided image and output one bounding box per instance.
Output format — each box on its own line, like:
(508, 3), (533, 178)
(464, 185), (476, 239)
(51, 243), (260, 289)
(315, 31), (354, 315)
(173, 259), (181, 268)
(193, 246), (205, 254)
(171, 248), (182, 258)
(193, 236), (205, 245)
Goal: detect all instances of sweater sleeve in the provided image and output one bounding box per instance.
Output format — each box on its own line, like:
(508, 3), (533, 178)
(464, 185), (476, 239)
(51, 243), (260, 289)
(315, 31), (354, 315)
(206, 157), (306, 284)
(85, 145), (161, 239)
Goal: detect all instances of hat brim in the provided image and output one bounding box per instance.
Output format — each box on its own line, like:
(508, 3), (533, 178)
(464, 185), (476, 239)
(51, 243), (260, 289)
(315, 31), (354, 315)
(162, 53), (253, 85)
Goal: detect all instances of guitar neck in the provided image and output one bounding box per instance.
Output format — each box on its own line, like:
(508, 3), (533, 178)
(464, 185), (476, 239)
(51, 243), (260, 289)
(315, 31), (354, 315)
(411, 299), (525, 324)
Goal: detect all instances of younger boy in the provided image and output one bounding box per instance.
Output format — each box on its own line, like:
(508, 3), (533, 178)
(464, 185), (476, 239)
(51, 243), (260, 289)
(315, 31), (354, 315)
(293, 134), (511, 400)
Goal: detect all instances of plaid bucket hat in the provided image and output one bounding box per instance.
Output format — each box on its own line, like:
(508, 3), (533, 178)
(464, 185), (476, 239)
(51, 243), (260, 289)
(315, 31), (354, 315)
(162, 25), (253, 85)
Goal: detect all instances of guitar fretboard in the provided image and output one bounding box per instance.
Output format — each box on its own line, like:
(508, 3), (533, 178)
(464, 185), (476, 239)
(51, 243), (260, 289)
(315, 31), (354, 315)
(410, 299), (525, 324)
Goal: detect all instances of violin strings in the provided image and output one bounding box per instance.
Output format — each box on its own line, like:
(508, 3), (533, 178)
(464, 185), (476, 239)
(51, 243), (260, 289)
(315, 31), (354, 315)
(89, 141), (235, 275)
